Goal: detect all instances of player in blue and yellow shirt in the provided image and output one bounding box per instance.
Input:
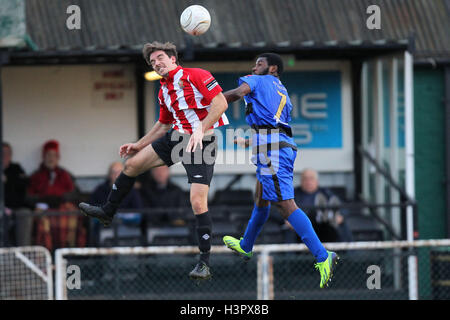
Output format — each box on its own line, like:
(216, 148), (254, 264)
(222, 53), (339, 288)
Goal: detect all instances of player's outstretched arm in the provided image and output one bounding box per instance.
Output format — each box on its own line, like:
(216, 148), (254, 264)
(119, 121), (171, 158)
(223, 83), (251, 103)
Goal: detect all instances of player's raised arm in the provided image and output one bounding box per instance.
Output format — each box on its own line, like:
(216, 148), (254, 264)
(223, 82), (252, 103)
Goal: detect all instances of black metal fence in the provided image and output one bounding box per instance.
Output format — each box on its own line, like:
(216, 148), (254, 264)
(56, 241), (450, 300)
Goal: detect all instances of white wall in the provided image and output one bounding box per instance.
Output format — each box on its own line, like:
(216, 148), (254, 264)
(2, 64), (138, 176)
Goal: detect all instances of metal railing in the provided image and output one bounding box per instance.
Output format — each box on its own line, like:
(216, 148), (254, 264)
(54, 239), (450, 300)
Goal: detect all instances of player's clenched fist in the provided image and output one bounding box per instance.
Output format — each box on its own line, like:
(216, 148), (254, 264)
(119, 143), (140, 158)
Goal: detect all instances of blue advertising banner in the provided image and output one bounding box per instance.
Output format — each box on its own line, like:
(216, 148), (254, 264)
(282, 71), (342, 148)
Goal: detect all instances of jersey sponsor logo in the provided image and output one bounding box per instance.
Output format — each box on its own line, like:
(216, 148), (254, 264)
(178, 80), (184, 89)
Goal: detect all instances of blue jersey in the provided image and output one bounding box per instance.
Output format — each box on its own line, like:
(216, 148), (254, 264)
(239, 74), (293, 128)
(239, 74), (295, 146)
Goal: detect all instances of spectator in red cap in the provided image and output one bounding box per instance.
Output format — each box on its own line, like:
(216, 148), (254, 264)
(27, 139), (86, 251)
(28, 140), (75, 202)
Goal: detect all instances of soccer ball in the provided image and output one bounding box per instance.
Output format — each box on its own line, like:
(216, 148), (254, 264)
(180, 5), (211, 36)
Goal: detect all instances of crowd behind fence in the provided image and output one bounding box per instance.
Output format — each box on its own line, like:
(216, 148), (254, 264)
(2, 200), (416, 251)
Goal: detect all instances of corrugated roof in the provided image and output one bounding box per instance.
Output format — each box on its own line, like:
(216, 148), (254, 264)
(24, 0), (450, 59)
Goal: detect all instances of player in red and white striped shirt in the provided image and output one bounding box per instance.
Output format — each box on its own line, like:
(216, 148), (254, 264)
(157, 64), (229, 134)
(79, 42), (228, 280)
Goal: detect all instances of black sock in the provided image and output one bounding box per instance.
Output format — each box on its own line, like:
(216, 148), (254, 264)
(195, 211), (212, 266)
(102, 172), (136, 216)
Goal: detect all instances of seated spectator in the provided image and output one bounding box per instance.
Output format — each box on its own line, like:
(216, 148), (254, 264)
(28, 140), (86, 251)
(137, 166), (188, 226)
(3, 142), (31, 245)
(283, 168), (353, 243)
(89, 161), (144, 245)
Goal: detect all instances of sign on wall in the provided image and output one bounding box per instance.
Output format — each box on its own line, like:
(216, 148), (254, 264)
(91, 66), (135, 107)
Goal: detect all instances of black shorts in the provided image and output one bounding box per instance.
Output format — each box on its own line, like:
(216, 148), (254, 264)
(151, 129), (217, 186)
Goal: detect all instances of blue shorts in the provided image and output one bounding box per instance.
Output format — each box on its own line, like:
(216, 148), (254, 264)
(253, 146), (297, 202)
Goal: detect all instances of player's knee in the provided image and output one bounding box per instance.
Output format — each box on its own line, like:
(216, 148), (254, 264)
(277, 199), (298, 219)
(123, 158), (139, 177)
(190, 194), (207, 214)
(191, 202), (207, 214)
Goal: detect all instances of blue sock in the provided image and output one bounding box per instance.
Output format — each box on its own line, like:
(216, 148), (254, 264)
(240, 205), (271, 253)
(287, 208), (328, 262)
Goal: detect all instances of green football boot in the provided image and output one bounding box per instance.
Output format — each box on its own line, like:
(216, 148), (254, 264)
(223, 236), (253, 260)
(314, 251), (339, 288)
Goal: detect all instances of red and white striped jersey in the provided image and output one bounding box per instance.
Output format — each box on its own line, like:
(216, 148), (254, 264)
(157, 66), (229, 134)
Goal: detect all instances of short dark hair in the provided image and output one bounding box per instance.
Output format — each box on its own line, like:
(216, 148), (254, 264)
(257, 53), (284, 75)
(142, 41), (178, 66)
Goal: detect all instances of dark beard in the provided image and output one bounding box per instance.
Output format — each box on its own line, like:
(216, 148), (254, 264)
(253, 67), (269, 75)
